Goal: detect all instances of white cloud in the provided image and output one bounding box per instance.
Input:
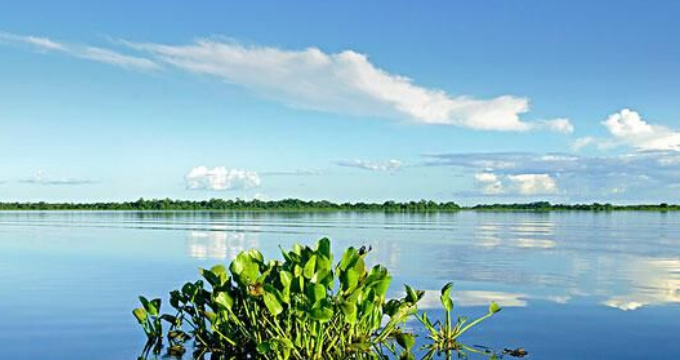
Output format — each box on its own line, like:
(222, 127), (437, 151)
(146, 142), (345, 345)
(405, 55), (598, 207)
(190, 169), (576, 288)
(0, 31), (159, 71)
(474, 172), (504, 194)
(78, 46), (160, 70)
(572, 136), (596, 151)
(579, 109), (680, 152)
(336, 159), (403, 171)
(474, 172), (558, 196)
(121, 38), (569, 132)
(19, 171), (96, 186)
(537, 118), (574, 134)
(2, 32), (572, 132)
(508, 173), (559, 195)
(602, 109), (680, 151)
(427, 151), (680, 200)
(185, 166), (261, 191)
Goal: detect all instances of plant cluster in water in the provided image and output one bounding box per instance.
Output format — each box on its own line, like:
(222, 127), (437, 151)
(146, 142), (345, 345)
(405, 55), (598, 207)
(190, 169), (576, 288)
(133, 238), (506, 360)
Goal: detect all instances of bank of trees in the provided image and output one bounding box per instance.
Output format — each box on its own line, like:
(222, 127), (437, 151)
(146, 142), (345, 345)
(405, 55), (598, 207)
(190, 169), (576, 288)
(1, 199), (677, 212)
(0, 198), (461, 212)
(471, 201), (680, 211)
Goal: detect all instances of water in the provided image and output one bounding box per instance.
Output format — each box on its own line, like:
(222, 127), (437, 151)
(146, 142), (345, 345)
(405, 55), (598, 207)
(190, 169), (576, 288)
(0, 211), (679, 359)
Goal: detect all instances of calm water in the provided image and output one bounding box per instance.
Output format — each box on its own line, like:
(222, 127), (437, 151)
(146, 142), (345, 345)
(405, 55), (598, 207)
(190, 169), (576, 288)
(0, 211), (679, 359)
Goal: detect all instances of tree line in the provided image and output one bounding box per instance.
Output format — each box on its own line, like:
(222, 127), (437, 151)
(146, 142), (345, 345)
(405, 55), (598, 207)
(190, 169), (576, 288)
(471, 201), (680, 211)
(0, 198), (461, 212)
(0, 199), (678, 212)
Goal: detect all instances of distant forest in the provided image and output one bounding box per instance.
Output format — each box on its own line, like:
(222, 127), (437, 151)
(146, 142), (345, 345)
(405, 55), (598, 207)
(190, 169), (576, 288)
(0, 199), (678, 211)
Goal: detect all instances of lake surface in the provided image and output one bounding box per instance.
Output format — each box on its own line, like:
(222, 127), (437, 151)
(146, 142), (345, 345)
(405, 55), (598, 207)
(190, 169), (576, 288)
(0, 211), (679, 359)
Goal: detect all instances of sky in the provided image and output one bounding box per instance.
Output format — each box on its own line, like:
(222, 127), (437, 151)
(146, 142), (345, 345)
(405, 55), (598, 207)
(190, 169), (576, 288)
(1, 0), (680, 204)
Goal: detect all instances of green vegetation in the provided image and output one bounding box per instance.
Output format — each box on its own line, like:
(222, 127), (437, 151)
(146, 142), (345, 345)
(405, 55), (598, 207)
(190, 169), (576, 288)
(0, 198), (461, 212)
(471, 201), (680, 211)
(1, 198), (679, 212)
(133, 239), (502, 360)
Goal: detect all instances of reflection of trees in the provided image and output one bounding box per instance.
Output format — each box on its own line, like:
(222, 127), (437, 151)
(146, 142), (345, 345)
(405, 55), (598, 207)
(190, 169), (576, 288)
(186, 231), (259, 260)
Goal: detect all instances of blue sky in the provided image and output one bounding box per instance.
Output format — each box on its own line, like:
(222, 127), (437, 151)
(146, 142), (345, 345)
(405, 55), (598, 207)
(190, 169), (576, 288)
(1, 0), (680, 204)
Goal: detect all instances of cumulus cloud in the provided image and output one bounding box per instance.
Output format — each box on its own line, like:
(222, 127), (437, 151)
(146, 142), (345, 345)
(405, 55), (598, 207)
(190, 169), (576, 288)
(19, 171), (96, 185)
(474, 172), (558, 196)
(507, 174), (558, 195)
(575, 109), (680, 152)
(185, 166), (261, 191)
(336, 159), (403, 172)
(474, 172), (504, 194)
(0, 31), (159, 70)
(603, 109), (680, 151)
(427, 151), (680, 200)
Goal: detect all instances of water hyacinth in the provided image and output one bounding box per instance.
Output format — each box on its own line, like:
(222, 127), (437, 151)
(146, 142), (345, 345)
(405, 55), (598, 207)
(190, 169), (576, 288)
(133, 238), (504, 359)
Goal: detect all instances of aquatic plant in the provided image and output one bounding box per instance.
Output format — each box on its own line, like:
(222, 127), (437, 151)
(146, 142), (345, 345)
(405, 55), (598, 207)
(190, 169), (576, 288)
(133, 238), (503, 359)
(417, 283), (501, 359)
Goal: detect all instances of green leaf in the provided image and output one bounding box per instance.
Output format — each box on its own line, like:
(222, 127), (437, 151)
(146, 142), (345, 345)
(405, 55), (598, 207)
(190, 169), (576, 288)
(214, 291), (234, 311)
(340, 301), (357, 324)
(395, 332), (416, 351)
(280, 270), (293, 288)
(139, 296), (160, 316)
(306, 283), (326, 304)
(405, 285), (420, 304)
(181, 282), (196, 297)
(160, 314), (177, 325)
(310, 299), (334, 322)
(373, 278), (392, 299)
(231, 252), (260, 285)
(317, 238), (332, 261)
(256, 341), (272, 354)
(169, 290), (182, 309)
(263, 291), (283, 316)
(293, 264), (303, 278)
(303, 255), (317, 279)
(341, 268), (360, 294)
(132, 307), (147, 324)
(440, 282), (454, 312)
(339, 247), (359, 271)
(247, 249), (264, 264)
(399, 350), (416, 360)
(150, 298), (161, 315)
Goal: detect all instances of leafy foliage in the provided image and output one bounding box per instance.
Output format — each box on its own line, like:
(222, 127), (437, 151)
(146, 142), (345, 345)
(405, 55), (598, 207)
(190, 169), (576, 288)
(133, 239), (503, 360)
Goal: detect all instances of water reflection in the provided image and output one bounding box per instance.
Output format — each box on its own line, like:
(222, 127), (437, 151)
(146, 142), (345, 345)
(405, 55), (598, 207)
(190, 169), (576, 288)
(603, 257), (680, 311)
(1, 211), (679, 360)
(186, 231), (260, 260)
(415, 290), (528, 309)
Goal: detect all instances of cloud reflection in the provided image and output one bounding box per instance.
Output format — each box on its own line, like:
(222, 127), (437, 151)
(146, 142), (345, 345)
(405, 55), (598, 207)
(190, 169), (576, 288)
(186, 231), (259, 260)
(602, 258), (680, 311)
(409, 289), (528, 309)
